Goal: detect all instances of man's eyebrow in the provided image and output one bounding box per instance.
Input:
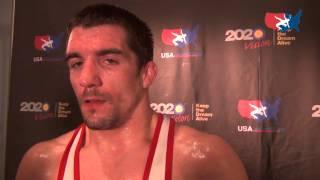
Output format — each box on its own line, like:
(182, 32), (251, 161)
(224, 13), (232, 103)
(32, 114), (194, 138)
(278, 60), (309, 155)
(64, 49), (124, 62)
(65, 52), (81, 62)
(95, 48), (124, 56)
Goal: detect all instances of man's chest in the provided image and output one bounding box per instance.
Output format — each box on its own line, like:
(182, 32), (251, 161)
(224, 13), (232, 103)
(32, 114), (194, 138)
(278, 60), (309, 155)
(78, 150), (149, 180)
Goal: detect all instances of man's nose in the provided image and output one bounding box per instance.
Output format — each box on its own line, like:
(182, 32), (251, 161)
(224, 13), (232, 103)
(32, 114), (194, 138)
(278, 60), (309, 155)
(79, 60), (102, 88)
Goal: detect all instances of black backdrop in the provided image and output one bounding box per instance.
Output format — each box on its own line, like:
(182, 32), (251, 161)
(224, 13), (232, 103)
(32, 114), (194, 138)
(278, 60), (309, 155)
(6, 0), (320, 179)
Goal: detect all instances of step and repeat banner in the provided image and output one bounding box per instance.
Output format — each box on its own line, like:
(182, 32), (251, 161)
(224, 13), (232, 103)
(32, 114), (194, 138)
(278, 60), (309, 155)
(5, 0), (320, 179)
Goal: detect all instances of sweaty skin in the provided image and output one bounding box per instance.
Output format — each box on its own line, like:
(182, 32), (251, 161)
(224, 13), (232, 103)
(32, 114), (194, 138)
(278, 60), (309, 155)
(16, 25), (248, 180)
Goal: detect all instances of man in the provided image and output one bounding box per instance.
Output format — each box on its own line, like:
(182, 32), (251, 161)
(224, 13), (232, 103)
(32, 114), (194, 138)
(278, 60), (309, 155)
(16, 4), (248, 180)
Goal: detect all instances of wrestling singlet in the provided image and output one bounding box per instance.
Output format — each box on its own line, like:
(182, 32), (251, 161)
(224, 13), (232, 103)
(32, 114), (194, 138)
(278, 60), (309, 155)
(57, 114), (175, 180)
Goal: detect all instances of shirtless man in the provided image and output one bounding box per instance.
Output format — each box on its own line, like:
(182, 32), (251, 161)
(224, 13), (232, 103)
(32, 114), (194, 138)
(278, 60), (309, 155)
(16, 4), (248, 180)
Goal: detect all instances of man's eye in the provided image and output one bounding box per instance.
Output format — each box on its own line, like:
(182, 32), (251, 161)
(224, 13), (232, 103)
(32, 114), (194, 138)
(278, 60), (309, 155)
(68, 61), (83, 69)
(102, 58), (119, 65)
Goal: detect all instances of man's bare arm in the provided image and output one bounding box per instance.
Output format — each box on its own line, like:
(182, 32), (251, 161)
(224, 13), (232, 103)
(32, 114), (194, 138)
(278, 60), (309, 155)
(16, 143), (50, 180)
(199, 135), (248, 180)
(16, 139), (66, 180)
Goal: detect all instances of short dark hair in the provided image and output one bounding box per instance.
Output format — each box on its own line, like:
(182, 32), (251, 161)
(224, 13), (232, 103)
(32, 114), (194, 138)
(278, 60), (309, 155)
(67, 3), (153, 69)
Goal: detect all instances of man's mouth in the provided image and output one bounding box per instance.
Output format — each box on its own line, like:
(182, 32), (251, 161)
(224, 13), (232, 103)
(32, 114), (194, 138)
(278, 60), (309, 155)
(84, 98), (104, 103)
(81, 97), (107, 108)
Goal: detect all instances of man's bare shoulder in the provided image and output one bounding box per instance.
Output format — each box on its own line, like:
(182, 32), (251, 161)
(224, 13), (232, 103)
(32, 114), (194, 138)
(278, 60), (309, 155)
(173, 125), (248, 180)
(16, 129), (76, 180)
(22, 129), (75, 160)
(174, 125), (235, 158)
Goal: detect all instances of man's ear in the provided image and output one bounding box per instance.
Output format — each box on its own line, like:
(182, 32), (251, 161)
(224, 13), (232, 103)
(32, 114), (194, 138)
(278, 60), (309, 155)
(141, 61), (157, 88)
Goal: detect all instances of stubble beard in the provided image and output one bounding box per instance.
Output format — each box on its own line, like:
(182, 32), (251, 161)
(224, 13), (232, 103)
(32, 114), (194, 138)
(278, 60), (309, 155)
(82, 108), (121, 130)
(78, 88), (122, 130)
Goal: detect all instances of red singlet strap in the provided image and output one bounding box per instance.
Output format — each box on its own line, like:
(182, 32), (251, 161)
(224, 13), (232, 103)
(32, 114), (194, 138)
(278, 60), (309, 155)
(143, 114), (164, 180)
(165, 118), (175, 180)
(74, 124), (86, 180)
(57, 125), (83, 180)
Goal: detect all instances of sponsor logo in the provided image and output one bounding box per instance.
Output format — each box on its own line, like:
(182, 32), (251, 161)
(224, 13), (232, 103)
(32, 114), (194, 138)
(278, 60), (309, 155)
(225, 9), (302, 48)
(20, 101), (71, 120)
(160, 25), (202, 59)
(225, 28), (265, 42)
(225, 28), (272, 50)
(237, 98), (284, 133)
(33, 33), (65, 62)
(193, 103), (213, 121)
(244, 40), (272, 50)
(150, 103), (191, 122)
(237, 98), (281, 121)
(265, 10), (302, 32)
(57, 102), (72, 118)
(264, 9), (302, 46)
(237, 125), (283, 133)
(34, 34), (64, 52)
(150, 103), (185, 115)
(20, 101), (50, 112)
(312, 105), (320, 118)
(150, 102), (213, 122)
(162, 27), (199, 47)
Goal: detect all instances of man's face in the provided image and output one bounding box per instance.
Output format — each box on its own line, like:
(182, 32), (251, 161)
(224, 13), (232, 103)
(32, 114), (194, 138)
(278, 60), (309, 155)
(66, 25), (147, 129)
